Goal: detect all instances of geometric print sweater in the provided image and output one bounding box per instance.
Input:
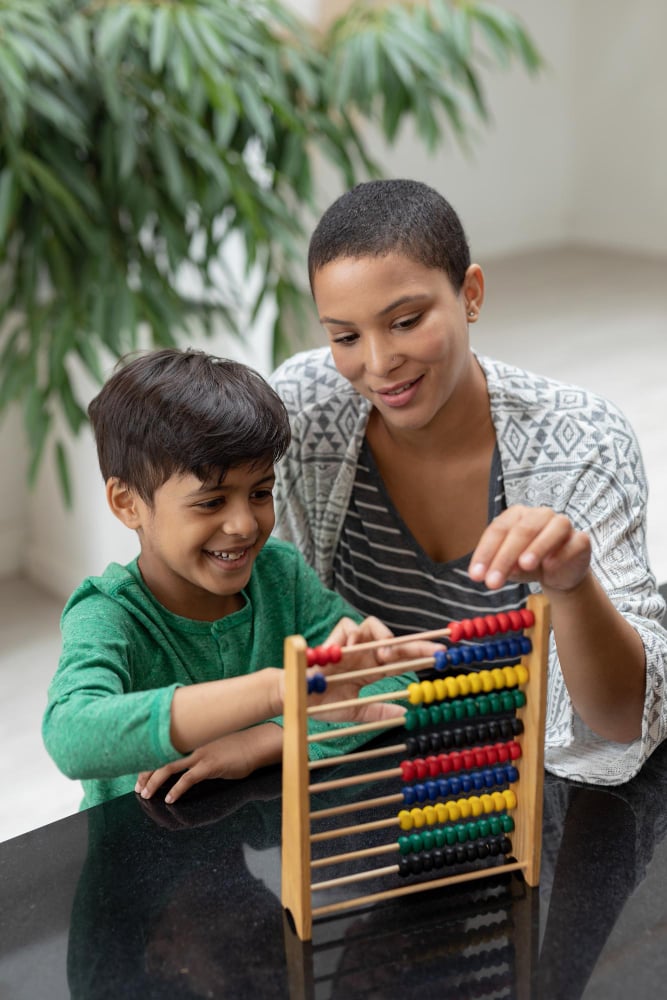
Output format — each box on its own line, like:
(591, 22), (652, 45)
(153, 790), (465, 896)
(270, 347), (667, 786)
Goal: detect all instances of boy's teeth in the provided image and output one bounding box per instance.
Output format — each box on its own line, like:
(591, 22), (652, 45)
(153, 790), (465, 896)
(211, 550), (244, 561)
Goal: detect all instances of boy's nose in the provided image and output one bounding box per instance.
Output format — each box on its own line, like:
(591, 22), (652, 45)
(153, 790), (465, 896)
(221, 503), (256, 537)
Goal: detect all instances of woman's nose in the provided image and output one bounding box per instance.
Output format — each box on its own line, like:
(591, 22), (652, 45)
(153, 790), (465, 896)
(364, 337), (398, 377)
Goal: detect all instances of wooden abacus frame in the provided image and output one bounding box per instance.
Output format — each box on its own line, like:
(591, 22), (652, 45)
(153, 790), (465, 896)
(281, 593), (550, 941)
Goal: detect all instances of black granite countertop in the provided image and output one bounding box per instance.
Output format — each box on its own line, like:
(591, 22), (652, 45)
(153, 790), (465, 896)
(4, 738), (667, 999)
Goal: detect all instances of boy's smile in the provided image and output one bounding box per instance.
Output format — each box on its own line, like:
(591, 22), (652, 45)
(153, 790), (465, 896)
(126, 461), (276, 621)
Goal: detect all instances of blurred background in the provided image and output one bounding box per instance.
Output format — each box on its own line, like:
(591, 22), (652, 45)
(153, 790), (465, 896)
(1, 0), (665, 842)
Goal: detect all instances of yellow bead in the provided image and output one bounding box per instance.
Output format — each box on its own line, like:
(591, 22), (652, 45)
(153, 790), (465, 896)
(407, 682), (422, 705)
(503, 666), (517, 687)
(515, 665), (529, 685)
(433, 679), (446, 700)
(503, 789), (518, 810)
(467, 672), (482, 694)
(435, 803), (448, 823)
(447, 801), (461, 821)
(468, 797), (483, 817)
(411, 807), (426, 828)
(480, 794), (495, 814)
(456, 674), (471, 696)
(480, 670), (494, 693)
(425, 805), (439, 825)
(491, 668), (505, 689)
(398, 810), (413, 830)
(492, 791), (505, 811)
(445, 676), (460, 699)
(421, 680), (435, 704)
(457, 798), (471, 819)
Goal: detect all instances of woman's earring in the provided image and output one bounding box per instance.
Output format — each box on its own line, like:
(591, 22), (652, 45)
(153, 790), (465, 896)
(468, 309), (476, 319)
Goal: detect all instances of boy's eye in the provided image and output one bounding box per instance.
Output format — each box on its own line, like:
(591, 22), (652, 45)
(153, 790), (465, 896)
(252, 488), (274, 502)
(197, 497), (225, 510)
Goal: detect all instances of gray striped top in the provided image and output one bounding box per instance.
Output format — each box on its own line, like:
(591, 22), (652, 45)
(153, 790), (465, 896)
(332, 439), (528, 636)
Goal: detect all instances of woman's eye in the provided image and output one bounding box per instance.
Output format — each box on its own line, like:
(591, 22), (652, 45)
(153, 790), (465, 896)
(393, 313), (421, 331)
(332, 331), (359, 345)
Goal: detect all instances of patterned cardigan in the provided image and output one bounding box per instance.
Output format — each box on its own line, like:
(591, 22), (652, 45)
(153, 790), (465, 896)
(270, 347), (667, 786)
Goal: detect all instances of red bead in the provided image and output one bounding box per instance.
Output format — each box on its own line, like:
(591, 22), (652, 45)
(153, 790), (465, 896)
(461, 618), (475, 639)
(449, 752), (462, 772)
(496, 613), (511, 633)
(472, 617), (488, 637)
(317, 646), (332, 666)
(462, 750), (475, 769)
(473, 748), (487, 767)
(327, 644), (342, 663)
(520, 608), (535, 627)
(426, 755), (440, 776)
(495, 743), (509, 762)
(306, 648), (318, 667)
(484, 615), (499, 635)
(509, 741), (522, 760)
(438, 753), (452, 774)
(485, 746), (499, 765)
(400, 760), (416, 781)
(414, 759), (428, 779)
(508, 610), (523, 630)
(448, 622), (463, 642)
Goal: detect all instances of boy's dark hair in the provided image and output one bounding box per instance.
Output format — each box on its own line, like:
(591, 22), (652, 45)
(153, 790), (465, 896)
(308, 178), (471, 292)
(88, 348), (291, 503)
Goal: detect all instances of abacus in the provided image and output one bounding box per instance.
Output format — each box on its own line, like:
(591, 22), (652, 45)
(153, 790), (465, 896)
(281, 594), (550, 941)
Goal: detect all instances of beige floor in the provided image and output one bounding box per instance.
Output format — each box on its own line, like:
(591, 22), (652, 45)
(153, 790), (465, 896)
(1, 245), (666, 844)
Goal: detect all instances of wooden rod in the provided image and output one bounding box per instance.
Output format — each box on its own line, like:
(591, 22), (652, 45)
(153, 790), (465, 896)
(338, 626), (453, 654)
(311, 842), (394, 868)
(310, 791), (401, 820)
(310, 816), (396, 842)
(307, 688), (410, 716)
(309, 765), (401, 794)
(319, 654), (434, 686)
(311, 861), (527, 917)
(308, 741), (405, 771)
(307, 716), (404, 743)
(312, 863), (399, 891)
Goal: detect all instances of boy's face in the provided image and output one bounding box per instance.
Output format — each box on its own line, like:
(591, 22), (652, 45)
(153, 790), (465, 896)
(313, 253), (484, 437)
(127, 461), (276, 621)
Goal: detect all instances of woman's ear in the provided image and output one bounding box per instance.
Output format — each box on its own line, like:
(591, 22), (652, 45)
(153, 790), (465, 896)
(106, 478), (143, 529)
(462, 263), (485, 319)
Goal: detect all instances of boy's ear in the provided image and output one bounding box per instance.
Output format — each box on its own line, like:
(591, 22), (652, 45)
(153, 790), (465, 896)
(106, 478), (143, 529)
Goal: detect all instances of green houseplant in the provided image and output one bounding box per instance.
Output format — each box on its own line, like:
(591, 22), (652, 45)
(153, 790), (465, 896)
(0, 0), (541, 502)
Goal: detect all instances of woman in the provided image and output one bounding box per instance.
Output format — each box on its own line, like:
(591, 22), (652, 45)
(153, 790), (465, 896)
(270, 178), (667, 785)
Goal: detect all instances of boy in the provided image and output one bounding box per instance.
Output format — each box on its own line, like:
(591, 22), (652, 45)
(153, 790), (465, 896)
(43, 349), (427, 809)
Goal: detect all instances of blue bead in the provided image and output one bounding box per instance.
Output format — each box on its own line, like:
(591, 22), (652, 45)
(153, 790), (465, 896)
(520, 637), (532, 654)
(485, 642), (499, 660)
(508, 639), (520, 657)
(460, 774), (473, 793)
(473, 646), (486, 662)
(403, 786), (416, 805)
(425, 780), (439, 801)
(472, 772), (485, 790)
(494, 767), (507, 784)
(506, 765), (520, 783)
(437, 778), (451, 797)
(496, 641), (509, 658)
(461, 647), (475, 664)
(433, 650), (448, 672)
(314, 673), (327, 693)
(449, 777), (462, 796)
(449, 648), (463, 665)
(415, 783), (428, 803)
(483, 769), (496, 788)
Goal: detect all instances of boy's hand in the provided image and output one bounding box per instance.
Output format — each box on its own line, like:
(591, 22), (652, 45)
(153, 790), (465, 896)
(310, 615), (439, 724)
(468, 505), (591, 594)
(135, 723), (282, 804)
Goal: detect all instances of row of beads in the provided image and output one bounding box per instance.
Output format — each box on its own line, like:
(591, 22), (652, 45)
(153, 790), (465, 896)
(405, 717), (524, 756)
(398, 788), (517, 830)
(400, 740), (522, 781)
(306, 607), (536, 666)
(407, 665), (528, 706)
(447, 608), (534, 643)
(405, 688), (526, 730)
(433, 636), (531, 669)
(306, 673), (327, 694)
(401, 764), (519, 805)
(397, 835), (513, 876)
(397, 813), (515, 854)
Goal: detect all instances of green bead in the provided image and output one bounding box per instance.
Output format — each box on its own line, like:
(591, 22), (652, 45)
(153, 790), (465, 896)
(422, 830), (435, 850)
(489, 817), (501, 835)
(501, 815), (515, 832)
(398, 835), (412, 854)
(467, 821), (480, 840)
(410, 833), (423, 852)
(445, 826), (458, 845)
(476, 695), (490, 715)
(501, 691), (514, 711)
(455, 823), (468, 843)
(489, 692), (502, 713)
(453, 701), (466, 720)
(429, 704), (442, 725)
(478, 819), (490, 837)
(434, 827), (447, 847)
(514, 690), (527, 708)
(417, 708), (430, 728)
(404, 710), (418, 731)
(441, 703), (454, 722)
(464, 697), (477, 718)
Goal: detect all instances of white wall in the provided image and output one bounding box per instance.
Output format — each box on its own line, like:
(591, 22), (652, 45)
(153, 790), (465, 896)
(1, 0), (666, 598)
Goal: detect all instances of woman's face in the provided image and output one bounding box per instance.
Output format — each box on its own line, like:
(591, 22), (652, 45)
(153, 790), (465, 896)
(312, 253), (484, 437)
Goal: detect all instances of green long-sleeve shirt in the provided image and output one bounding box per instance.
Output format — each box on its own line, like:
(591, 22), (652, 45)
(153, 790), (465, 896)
(43, 537), (413, 809)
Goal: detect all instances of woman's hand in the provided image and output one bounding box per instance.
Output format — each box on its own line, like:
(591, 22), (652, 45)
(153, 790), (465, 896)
(468, 505), (591, 594)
